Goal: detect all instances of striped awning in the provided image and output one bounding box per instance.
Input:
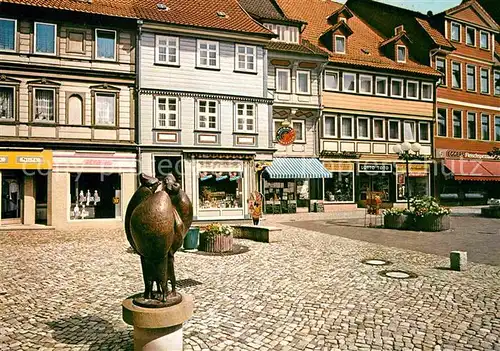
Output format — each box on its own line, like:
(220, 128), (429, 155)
(264, 158), (332, 179)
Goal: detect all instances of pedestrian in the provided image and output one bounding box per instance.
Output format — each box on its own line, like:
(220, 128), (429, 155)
(252, 201), (261, 226)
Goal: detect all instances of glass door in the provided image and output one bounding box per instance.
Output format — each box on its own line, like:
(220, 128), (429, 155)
(1, 172), (23, 224)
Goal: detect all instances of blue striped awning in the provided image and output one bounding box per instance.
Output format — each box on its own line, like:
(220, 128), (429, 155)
(264, 158), (332, 179)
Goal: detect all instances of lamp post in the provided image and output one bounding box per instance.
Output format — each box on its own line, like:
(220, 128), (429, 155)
(393, 142), (421, 209)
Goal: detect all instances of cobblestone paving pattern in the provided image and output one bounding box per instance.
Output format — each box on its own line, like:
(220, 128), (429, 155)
(0, 220), (499, 350)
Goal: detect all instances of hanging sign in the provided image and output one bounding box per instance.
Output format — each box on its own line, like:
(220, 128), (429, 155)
(276, 126), (296, 146)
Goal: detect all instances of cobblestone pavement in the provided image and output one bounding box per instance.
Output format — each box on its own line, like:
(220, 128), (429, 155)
(0, 221), (499, 351)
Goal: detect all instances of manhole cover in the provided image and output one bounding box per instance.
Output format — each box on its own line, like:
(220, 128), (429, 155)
(361, 259), (392, 266)
(379, 270), (417, 279)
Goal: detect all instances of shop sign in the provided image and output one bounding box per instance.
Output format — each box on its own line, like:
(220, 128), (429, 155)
(255, 161), (272, 171)
(323, 162), (354, 172)
(0, 150), (52, 170)
(52, 151), (137, 172)
(396, 164), (429, 177)
(358, 163), (392, 173)
(276, 126), (296, 146)
(438, 149), (494, 160)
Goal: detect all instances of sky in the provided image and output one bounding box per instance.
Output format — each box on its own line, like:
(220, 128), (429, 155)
(337, 0), (462, 14)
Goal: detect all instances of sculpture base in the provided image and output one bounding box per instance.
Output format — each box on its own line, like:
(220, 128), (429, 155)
(133, 292), (182, 308)
(123, 293), (194, 351)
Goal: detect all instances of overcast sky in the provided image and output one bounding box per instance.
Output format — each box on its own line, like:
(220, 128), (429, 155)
(338, 0), (462, 14)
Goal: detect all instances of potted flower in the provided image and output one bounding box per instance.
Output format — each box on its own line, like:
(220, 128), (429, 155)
(383, 207), (409, 229)
(410, 196), (451, 232)
(199, 223), (234, 253)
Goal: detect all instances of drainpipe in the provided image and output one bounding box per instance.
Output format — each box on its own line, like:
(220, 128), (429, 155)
(136, 19), (143, 176)
(317, 61), (328, 157)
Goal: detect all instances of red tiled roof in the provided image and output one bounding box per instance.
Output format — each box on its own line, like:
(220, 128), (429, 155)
(275, 0), (440, 77)
(379, 31), (412, 47)
(267, 40), (328, 56)
(415, 18), (454, 49)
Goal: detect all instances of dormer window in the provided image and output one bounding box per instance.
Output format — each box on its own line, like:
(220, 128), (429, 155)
(396, 45), (406, 63)
(335, 35), (345, 54)
(264, 23), (299, 43)
(395, 25), (404, 35)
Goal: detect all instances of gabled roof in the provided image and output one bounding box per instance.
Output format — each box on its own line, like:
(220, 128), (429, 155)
(440, 0), (499, 31)
(326, 5), (354, 23)
(477, 0), (500, 24)
(379, 30), (412, 47)
(320, 20), (354, 41)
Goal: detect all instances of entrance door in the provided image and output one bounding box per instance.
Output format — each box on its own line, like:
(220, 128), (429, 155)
(1, 172), (23, 224)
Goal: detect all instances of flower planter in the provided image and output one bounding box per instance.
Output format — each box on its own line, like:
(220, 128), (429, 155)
(183, 227), (199, 250)
(199, 232), (233, 253)
(383, 214), (409, 229)
(414, 214), (450, 232)
(481, 206), (500, 218)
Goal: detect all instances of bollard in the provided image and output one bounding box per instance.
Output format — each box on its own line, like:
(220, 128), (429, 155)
(450, 251), (467, 271)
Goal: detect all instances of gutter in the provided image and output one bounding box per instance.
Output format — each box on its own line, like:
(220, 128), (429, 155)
(136, 19), (143, 175)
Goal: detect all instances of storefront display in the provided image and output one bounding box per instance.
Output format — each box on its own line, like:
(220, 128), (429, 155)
(396, 164), (430, 201)
(323, 162), (355, 203)
(264, 180), (297, 214)
(198, 171), (243, 209)
(358, 163), (392, 203)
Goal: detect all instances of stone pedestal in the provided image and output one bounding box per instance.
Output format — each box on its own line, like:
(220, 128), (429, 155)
(122, 294), (193, 351)
(450, 251), (467, 271)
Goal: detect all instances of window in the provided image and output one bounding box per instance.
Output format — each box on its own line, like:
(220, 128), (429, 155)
(467, 112), (476, 139)
(265, 24), (300, 43)
(389, 120), (400, 141)
(324, 71), (339, 91)
(375, 77), (388, 96)
(496, 116), (500, 141)
(335, 35), (345, 54)
(404, 121), (416, 141)
(357, 117), (369, 139)
(156, 97), (178, 129)
(67, 95), (83, 125)
(95, 93), (115, 125)
(391, 78), (403, 97)
(0, 87), (14, 119)
(359, 75), (372, 94)
(324, 115), (337, 137)
(436, 57), (447, 86)
(453, 110), (462, 138)
(34, 22), (56, 55)
(421, 82), (433, 101)
(276, 68), (290, 93)
(495, 71), (500, 95)
(67, 31), (84, 53)
(343, 73), (356, 92)
(396, 45), (406, 63)
(0, 18), (16, 51)
(235, 44), (256, 72)
(419, 122), (430, 142)
(406, 81), (419, 99)
(466, 65), (476, 91)
(451, 22), (461, 42)
(96, 29), (116, 60)
(480, 31), (490, 50)
(480, 68), (489, 94)
(292, 120), (305, 142)
(236, 103), (255, 133)
(197, 100), (218, 130)
(452, 62), (461, 88)
(296, 70), (310, 94)
(466, 27), (476, 46)
(481, 114), (489, 141)
(199, 171), (242, 209)
(373, 119), (385, 140)
(156, 35), (179, 65)
(324, 173), (354, 203)
(197, 40), (219, 69)
(34, 89), (55, 122)
(437, 108), (447, 137)
(341, 116), (354, 138)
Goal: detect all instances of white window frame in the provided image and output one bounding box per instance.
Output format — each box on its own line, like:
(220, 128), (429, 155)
(234, 44), (257, 73)
(373, 118), (386, 140)
(275, 68), (291, 93)
(340, 115), (354, 139)
(375, 76), (388, 96)
(359, 75), (373, 95)
(453, 110), (463, 138)
(155, 96), (179, 129)
(197, 99), (219, 131)
(396, 45), (406, 63)
(480, 68), (490, 94)
(356, 117), (370, 140)
(403, 121), (416, 142)
(235, 102), (256, 133)
(451, 61), (462, 89)
(0, 18), (16, 52)
(197, 40), (219, 69)
(296, 70), (311, 95)
(480, 31), (490, 50)
(418, 121), (430, 142)
(406, 80), (419, 100)
(467, 112), (477, 139)
(390, 78), (404, 98)
(34, 22), (57, 55)
(481, 114), (490, 141)
(465, 26), (476, 47)
(323, 115), (337, 138)
(334, 35), (346, 54)
(388, 119), (401, 141)
(155, 35), (179, 65)
(495, 70), (500, 96)
(466, 64), (477, 92)
(451, 22), (461, 42)
(0, 85), (15, 120)
(342, 72), (356, 93)
(437, 108), (448, 137)
(33, 88), (56, 122)
(324, 71), (339, 91)
(292, 119), (306, 143)
(436, 57), (447, 86)
(421, 82), (433, 101)
(95, 29), (116, 61)
(94, 92), (116, 126)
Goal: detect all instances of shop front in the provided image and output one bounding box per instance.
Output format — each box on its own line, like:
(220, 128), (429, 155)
(0, 150), (52, 226)
(322, 161), (356, 211)
(395, 163), (431, 202)
(356, 163), (394, 205)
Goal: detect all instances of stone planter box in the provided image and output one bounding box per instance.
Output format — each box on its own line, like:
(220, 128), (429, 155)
(481, 206), (500, 218)
(383, 214), (409, 229)
(414, 214), (450, 232)
(199, 232), (233, 253)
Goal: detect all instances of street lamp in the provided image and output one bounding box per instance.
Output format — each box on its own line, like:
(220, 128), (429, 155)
(393, 142), (421, 209)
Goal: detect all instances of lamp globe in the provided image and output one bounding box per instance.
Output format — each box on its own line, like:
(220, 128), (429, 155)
(411, 142), (421, 153)
(393, 144), (402, 154)
(401, 141), (411, 152)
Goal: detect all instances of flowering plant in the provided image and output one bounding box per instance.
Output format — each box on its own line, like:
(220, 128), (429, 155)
(410, 196), (451, 217)
(383, 207), (409, 216)
(200, 223), (233, 239)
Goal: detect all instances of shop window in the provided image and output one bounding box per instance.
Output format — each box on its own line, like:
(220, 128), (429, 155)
(481, 114), (489, 141)
(324, 71), (339, 91)
(397, 172), (429, 201)
(95, 93), (116, 125)
(342, 72), (356, 92)
(156, 96), (178, 129)
(419, 122), (430, 142)
(357, 117), (369, 139)
(70, 173), (121, 220)
(296, 70), (310, 94)
(467, 112), (476, 139)
(96, 29), (116, 60)
(436, 57), (446, 86)
(199, 171), (242, 209)
(34, 88), (55, 122)
(67, 95), (83, 125)
(197, 99), (218, 130)
(235, 103), (255, 133)
(390, 78), (403, 97)
(341, 116), (354, 138)
(480, 31), (489, 49)
(292, 120), (305, 142)
(156, 35), (179, 65)
(403, 121), (416, 141)
(324, 115), (337, 137)
(35, 22), (56, 55)
(437, 108), (447, 137)
(0, 18), (16, 51)
(388, 120), (400, 141)
(452, 62), (461, 88)
(359, 174), (390, 203)
(480, 68), (489, 94)
(359, 75), (372, 94)
(373, 119), (385, 140)
(155, 156), (182, 186)
(197, 40), (219, 69)
(466, 27), (476, 46)
(495, 116), (500, 141)
(451, 22), (461, 42)
(466, 65), (476, 91)
(421, 82), (433, 101)
(324, 173), (354, 202)
(406, 81), (418, 99)
(0, 86), (14, 119)
(453, 110), (462, 138)
(375, 77), (387, 96)
(235, 44), (256, 72)
(276, 68), (291, 93)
